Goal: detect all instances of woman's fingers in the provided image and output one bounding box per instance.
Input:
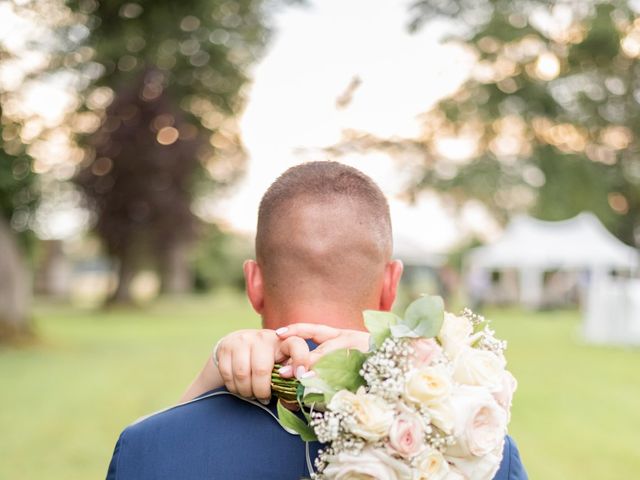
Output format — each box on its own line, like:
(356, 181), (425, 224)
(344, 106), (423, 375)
(217, 343), (236, 394)
(309, 332), (371, 365)
(276, 323), (340, 344)
(231, 344), (253, 398)
(277, 336), (311, 379)
(250, 342), (275, 403)
(308, 338), (349, 365)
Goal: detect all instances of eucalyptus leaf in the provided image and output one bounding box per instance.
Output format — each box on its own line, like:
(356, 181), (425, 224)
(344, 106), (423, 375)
(394, 295), (445, 338)
(277, 400), (317, 441)
(390, 323), (421, 338)
(363, 310), (401, 348)
(312, 348), (366, 394)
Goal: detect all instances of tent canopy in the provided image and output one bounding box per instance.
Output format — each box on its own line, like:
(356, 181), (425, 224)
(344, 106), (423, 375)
(468, 213), (638, 271)
(393, 234), (444, 267)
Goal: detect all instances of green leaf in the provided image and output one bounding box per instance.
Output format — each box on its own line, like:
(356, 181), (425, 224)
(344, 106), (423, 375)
(391, 295), (445, 339)
(300, 374), (335, 404)
(389, 323), (421, 338)
(363, 310), (401, 348)
(277, 400), (317, 441)
(312, 348), (367, 395)
(301, 392), (325, 408)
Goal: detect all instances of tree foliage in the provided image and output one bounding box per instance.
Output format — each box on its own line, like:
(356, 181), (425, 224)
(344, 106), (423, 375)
(0, 111), (35, 339)
(338, 0), (640, 245)
(0, 115), (37, 241)
(67, 0), (279, 301)
(0, 39), (40, 339)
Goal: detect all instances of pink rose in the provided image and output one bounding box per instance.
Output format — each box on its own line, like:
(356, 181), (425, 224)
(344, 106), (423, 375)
(410, 338), (443, 368)
(387, 411), (426, 459)
(492, 370), (517, 416)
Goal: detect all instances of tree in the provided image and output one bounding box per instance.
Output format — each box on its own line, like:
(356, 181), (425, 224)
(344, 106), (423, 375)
(0, 0), (87, 337)
(0, 106), (37, 339)
(335, 0), (640, 246)
(68, 0), (276, 302)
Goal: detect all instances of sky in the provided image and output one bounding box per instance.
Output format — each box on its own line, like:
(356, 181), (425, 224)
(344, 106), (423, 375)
(1, 0), (501, 250)
(203, 0), (500, 252)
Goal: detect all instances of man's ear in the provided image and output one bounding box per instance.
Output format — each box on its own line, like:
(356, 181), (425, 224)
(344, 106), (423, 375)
(243, 260), (265, 314)
(379, 260), (403, 311)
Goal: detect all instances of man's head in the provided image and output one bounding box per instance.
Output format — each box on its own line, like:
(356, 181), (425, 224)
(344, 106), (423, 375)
(244, 161), (403, 329)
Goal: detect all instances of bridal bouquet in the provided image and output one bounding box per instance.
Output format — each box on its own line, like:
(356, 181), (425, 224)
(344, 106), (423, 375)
(273, 296), (516, 480)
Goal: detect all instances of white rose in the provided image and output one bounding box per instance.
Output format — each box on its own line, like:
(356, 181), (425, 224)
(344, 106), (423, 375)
(442, 467), (466, 480)
(425, 399), (455, 435)
(437, 313), (473, 358)
(404, 366), (452, 405)
(492, 370), (517, 419)
(446, 442), (504, 480)
(453, 347), (505, 391)
(323, 448), (413, 480)
(446, 386), (507, 459)
(413, 449), (450, 480)
(329, 389), (394, 441)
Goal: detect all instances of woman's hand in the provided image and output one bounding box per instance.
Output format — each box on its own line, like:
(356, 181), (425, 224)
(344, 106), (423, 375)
(215, 329), (313, 403)
(179, 325), (372, 404)
(179, 329), (313, 404)
(275, 324), (371, 364)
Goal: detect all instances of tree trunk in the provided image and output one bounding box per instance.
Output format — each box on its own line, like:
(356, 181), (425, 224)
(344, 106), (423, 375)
(34, 240), (72, 298)
(159, 241), (192, 295)
(107, 251), (137, 306)
(0, 215), (31, 340)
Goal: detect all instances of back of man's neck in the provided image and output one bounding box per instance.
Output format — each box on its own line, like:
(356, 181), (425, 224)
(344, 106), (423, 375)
(261, 307), (367, 331)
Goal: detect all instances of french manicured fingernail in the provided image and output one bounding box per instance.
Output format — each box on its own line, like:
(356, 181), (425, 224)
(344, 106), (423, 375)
(275, 327), (288, 335)
(295, 366), (306, 379)
(301, 371), (316, 379)
(259, 398), (271, 405)
(279, 365), (293, 376)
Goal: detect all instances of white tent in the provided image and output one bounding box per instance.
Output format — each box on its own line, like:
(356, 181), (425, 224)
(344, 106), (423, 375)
(583, 276), (640, 346)
(467, 213), (639, 308)
(466, 212), (640, 345)
(393, 234), (444, 268)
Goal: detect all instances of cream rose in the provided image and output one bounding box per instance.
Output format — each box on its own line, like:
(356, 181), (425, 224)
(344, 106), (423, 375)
(446, 386), (506, 458)
(404, 366), (452, 405)
(409, 338), (443, 369)
(446, 442), (504, 480)
(492, 370), (517, 417)
(425, 399), (455, 435)
(452, 347), (505, 391)
(413, 449), (450, 480)
(437, 313), (473, 358)
(329, 389), (394, 441)
(442, 466), (466, 480)
(387, 410), (426, 459)
(323, 448), (413, 480)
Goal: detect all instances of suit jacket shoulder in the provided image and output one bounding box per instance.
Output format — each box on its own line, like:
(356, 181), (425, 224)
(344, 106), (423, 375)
(107, 389), (312, 480)
(494, 435), (528, 480)
(107, 389), (526, 480)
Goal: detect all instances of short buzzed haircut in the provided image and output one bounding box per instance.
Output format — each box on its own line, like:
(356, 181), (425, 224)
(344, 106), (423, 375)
(256, 161), (392, 307)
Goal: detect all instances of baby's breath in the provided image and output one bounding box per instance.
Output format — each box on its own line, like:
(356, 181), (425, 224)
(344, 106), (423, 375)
(360, 337), (411, 401)
(461, 307), (485, 326)
(476, 324), (508, 355)
(307, 303), (512, 480)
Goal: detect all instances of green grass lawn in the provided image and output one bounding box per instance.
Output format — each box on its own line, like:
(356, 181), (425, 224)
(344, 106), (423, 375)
(1, 292), (639, 479)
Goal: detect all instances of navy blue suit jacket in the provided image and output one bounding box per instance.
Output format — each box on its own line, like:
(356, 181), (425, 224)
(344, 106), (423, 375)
(107, 388), (527, 479)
